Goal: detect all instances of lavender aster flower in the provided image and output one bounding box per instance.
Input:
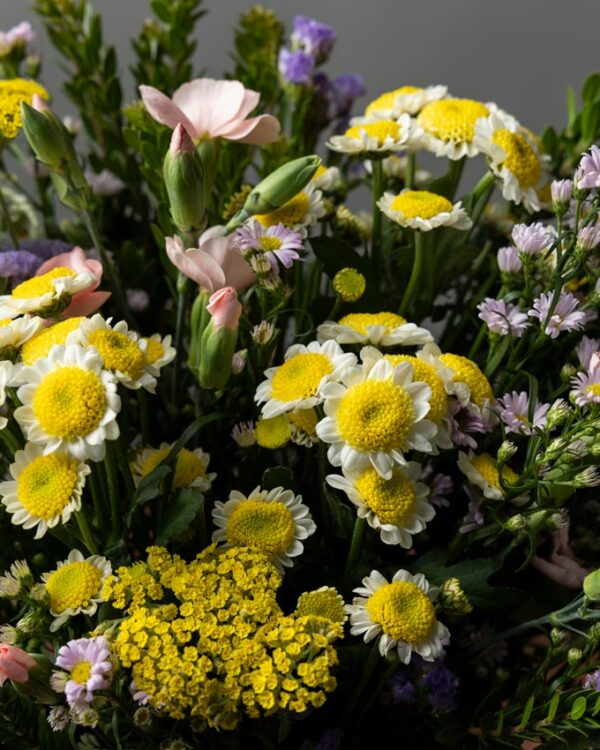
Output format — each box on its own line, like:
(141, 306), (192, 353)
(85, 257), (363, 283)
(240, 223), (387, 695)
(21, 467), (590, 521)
(428, 472), (454, 509)
(497, 391), (549, 435)
(551, 179), (573, 206)
(234, 221), (304, 272)
(459, 487), (484, 534)
(390, 670), (417, 705)
(570, 368), (600, 407)
(278, 48), (315, 85)
(529, 291), (587, 338)
(577, 145), (600, 189)
(130, 680), (150, 706)
(421, 661), (459, 713)
(331, 74), (366, 116)
(576, 336), (600, 370)
(497, 246), (522, 274)
(512, 222), (553, 256)
(584, 669), (600, 690)
(55, 636), (112, 707)
(291, 16), (336, 62)
(477, 298), (528, 337)
(447, 401), (491, 450)
(576, 224), (600, 252)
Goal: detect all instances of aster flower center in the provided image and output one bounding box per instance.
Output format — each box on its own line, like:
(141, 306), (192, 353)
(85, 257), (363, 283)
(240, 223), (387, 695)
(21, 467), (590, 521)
(355, 466), (417, 525)
(418, 99), (489, 143)
(45, 561), (102, 613)
(140, 448), (206, 490)
(491, 129), (541, 188)
(258, 236), (284, 253)
(390, 191), (453, 219)
(344, 120), (401, 145)
(12, 267), (76, 300)
(439, 353), (493, 407)
(70, 660), (92, 685)
(88, 330), (144, 380)
(586, 384), (600, 397)
(336, 379), (415, 452)
(225, 500), (296, 558)
(257, 193), (310, 227)
(270, 353), (333, 402)
(17, 453), (79, 520)
(386, 355), (447, 424)
(32, 367), (107, 439)
(338, 312), (406, 335)
(366, 580), (435, 644)
(141, 337), (165, 365)
(20, 318), (85, 365)
(295, 588), (345, 624)
(471, 454), (519, 491)
(365, 86), (422, 115)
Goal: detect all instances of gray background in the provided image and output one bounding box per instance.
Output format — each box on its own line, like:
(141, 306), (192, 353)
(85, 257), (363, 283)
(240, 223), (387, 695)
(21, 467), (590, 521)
(2, 0), (600, 134)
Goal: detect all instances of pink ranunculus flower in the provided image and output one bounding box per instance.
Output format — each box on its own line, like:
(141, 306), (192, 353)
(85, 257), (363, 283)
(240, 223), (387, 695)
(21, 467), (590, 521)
(139, 78), (280, 145)
(0, 644), (36, 686)
(165, 227), (256, 293)
(36, 246), (110, 317)
(207, 287), (242, 330)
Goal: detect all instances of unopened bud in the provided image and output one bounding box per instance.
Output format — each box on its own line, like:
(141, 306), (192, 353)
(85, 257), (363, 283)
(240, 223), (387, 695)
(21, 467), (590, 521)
(438, 577), (473, 615)
(506, 514), (526, 532)
(197, 288), (241, 390)
(332, 267), (366, 302)
(497, 440), (517, 463)
(550, 627), (567, 646)
(134, 707), (152, 728)
(163, 124), (205, 234)
(567, 647), (583, 666)
(546, 399), (571, 430)
(588, 622), (600, 642)
(231, 349), (247, 375)
(560, 363), (577, 382)
(254, 415), (292, 450)
(583, 569), (600, 601)
(551, 179), (573, 216)
(20, 100), (71, 171)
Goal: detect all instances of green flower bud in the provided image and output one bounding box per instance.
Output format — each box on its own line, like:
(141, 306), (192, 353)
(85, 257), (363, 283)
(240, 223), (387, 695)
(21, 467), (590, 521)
(497, 440), (517, 464)
(506, 514), (526, 533)
(196, 288), (242, 390)
(20, 99), (70, 171)
(567, 647), (583, 666)
(550, 627), (566, 646)
(583, 569), (600, 601)
(188, 289), (212, 375)
(438, 577), (473, 615)
(163, 124), (205, 234)
(588, 622), (600, 643)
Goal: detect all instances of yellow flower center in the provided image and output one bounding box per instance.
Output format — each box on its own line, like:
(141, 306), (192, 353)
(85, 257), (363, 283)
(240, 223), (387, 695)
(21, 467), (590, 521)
(32, 367), (107, 439)
(20, 317), (85, 365)
(70, 660), (92, 685)
(288, 408), (318, 437)
(12, 267), (76, 300)
(142, 338), (165, 366)
(586, 384), (600, 397)
(295, 588), (345, 625)
(365, 86), (422, 116)
(226, 500), (296, 559)
(470, 453), (519, 492)
(270, 352), (333, 403)
(0, 79), (49, 139)
(491, 129), (541, 188)
(88, 330), (144, 380)
(255, 415), (292, 449)
(386, 355), (447, 424)
(365, 580), (435, 644)
(439, 353), (493, 407)
(140, 448), (206, 490)
(344, 120), (401, 146)
(390, 190), (453, 220)
(45, 561), (102, 613)
(256, 192), (310, 228)
(338, 312), (406, 336)
(0, 319), (11, 327)
(355, 466), (417, 526)
(17, 453), (80, 521)
(258, 236), (283, 252)
(332, 268), (366, 303)
(418, 98), (489, 143)
(336, 379), (414, 453)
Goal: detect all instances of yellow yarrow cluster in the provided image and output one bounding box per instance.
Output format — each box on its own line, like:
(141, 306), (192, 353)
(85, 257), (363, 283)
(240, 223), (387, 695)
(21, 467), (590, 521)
(106, 545), (343, 730)
(0, 79), (49, 139)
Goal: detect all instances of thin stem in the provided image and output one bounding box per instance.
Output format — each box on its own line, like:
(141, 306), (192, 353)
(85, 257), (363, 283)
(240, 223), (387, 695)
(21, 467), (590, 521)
(105, 440), (122, 544)
(76, 510), (99, 555)
(0, 187), (19, 248)
(370, 159), (385, 272)
(465, 171), (496, 243)
(448, 156), (466, 199)
(404, 152), (415, 190)
(399, 231), (424, 316)
(343, 643), (381, 724)
(171, 274), (190, 407)
(342, 516), (367, 591)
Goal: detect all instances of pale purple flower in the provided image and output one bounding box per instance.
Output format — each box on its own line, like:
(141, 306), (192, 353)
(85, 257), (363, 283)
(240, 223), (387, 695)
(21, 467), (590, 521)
(447, 401), (491, 450)
(570, 368), (600, 407)
(497, 391), (550, 435)
(233, 221), (304, 272)
(421, 661), (459, 713)
(0, 251), (41, 285)
(576, 336), (600, 370)
(55, 636), (112, 707)
(529, 290), (587, 338)
(291, 16), (336, 62)
(231, 421), (255, 447)
(130, 680), (150, 705)
(427, 472), (454, 509)
(390, 670), (417, 704)
(551, 179), (573, 205)
(512, 222), (554, 256)
(126, 289), (150, 312)
(477, 298), (528, 337)
(497, 246), (522, 274)
(0, 21), (35, 54)
(584, 670), (600, 691)
(459, 487), (484, 534)
(278, 48), (315, 84)
(331, 74), (366, 116)
(576, 224), (600, 251)
(85, 169), (125, 196)
(577, 145), (600, 189)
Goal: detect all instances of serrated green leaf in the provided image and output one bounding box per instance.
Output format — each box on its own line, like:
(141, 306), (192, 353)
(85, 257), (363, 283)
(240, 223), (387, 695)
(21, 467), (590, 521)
(155, 488), (205, 545)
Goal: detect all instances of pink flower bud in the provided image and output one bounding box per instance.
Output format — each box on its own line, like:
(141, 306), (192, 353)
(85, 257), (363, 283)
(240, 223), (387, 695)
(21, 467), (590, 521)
(206, 287), (242, 330)
(31, 93), (50, 112)
(0, 644), (36, 686)
(169, 122), (194, 155)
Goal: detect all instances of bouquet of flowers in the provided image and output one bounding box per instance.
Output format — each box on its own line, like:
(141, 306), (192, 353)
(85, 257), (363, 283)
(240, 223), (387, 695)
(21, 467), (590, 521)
(1, 2), (600, 748)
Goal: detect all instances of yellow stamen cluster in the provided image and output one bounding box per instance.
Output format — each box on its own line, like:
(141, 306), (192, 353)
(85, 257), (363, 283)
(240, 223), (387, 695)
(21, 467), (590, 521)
(390, 190), (452, 220)
(338, 312), (406, 335)
(11, 267), (76, 300)
(355, 466), (417, 526)
(270, 353), (333, 402)
(226, 501), (295, 560)
(139, 448), (206, 490)
(17, 453), (79, 520)
(88, 330), (144, 379)
(366, 580), (435, 644)
(45, 561), (102, 614)
(255, 415), (291, 449)
(471, 453), (519, 492)
(418, 98), (489, 144)
(256, 192), (310, 228)
(386, 355), (447, 424)
(439, 353), (494, 407)
(141, 337), (165, 366)
(258, 236), (283, 252)
(106, 546), (342, 729)
(288, 408), (318, 437)
(491, 129), (541, 188)
(295, 588), (346, 626)
(587, 384), (600, 397)
(344, 120), (401, 145)
(332, 268), (366, 302)
(365, 86), (421, 116)
(0, 79), (49, 139)
(71, 661), (92, 685)
(21, 318), (85, 365)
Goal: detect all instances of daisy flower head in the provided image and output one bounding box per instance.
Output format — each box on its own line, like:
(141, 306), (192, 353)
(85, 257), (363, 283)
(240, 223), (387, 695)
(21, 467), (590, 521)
(288, 408), (320, 447)
(42, 550), (111, 631)
(131, 443), (216, 492)
(0, 315), (44, 360)
(576, 336), (600, 370)
(316, 357), (437, 480)
(364, 85), (448, 118)
(19, 317), (86, 366)
(570, 368), (600, 407)
(233, 221), (304, 272)
(295, 586), (347, 627)
(317, 312), (433, 348)
(512, 222), (554, 256)
(211, 485), (316, 571)
(311, 165), (342, 192)
(326, 114), (415, 156)
(497, 246), (522, 274)
(138, 333), (176, 377)
(497, 391), (549, 435)
(417, 97), (492, 160)
(474, 111), (548, 212)
(14, 344), (121, 462)
(55, 636), (112, 707)
(346, 569), (449, 663)
(529, 291), (586, 339)
(326, 461), (435, 547)
(254, 183), (325, 238)
(255, 339), (356, 419)
(378, 190), (472, 232)
(457, 451), (520, 500)
(0, 265), (95, 319)
(0, 443), (90, 539)
(477, 298), (529, 337)
(576, 144), (600, 190)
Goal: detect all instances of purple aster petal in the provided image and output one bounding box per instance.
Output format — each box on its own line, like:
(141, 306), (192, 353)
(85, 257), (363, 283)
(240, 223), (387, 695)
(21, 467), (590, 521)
(497, 391), (549, 435)
(331, 74), (366, 116)
(577, 145), (600, 189)
(497, 246), (522, 274)
(278, 48), (315, 85)
(551, 179), (573, 204)
(512, 222), (554, 256)
(570, 369), (600, 407)
(576, 336), (600, 370)
(0, 250), (41, 284)
(529, 291), (586, 338)
(477, 298), (528, 337)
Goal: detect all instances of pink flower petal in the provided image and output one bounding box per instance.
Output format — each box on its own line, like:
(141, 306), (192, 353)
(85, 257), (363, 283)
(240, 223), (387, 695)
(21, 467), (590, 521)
(217, 114), (281, 145)
(172, 79), (246, 137)
(64, 290), (111, 317)
(139, 85), (197, 138)
(231, 89), (261, 122)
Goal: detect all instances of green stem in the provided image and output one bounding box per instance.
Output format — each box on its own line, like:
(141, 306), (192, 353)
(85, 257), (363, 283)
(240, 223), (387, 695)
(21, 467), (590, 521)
(399, 231), (424, 316)
(76, 510), (99, 555)
(0, 187), (19, 248)
(370, 159), (385, 272)
(465, 171), (496, 242)
(0, 427), (20, 456)
(171, 274), (190, 407)
(105, 440), (122, 543)
(342, 516), (367, 591)
(404, 152), (415, 190)
(448, 156), (466, 199)
(343, 643), (381, 724)
(88, 463), (106, 530)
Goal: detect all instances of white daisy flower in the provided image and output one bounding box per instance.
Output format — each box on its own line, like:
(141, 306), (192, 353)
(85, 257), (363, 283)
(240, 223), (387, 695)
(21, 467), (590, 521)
(0, 315), (44, 358)
(326, 115), (416, 155)
(327, 460), (434, 547)
(71, 314), (156, 392)
(131, 442), (216, 493)
(14, 344), (121, 462)
(255, 183), (325, 238)
(378, 190), (472, 231)
(417, 98), (494, 160)
(0, 359), (13, 430)
(317, 312), (433, 348)
(0, 266), (94, 319)
(364, 85), (448, 118)
(211, 485), (316, 572)
(474, 111), (549, 212)
(42, 550), (111, 631)
(316, 358), (437, 480)
(255, 339), (356, 419)
(457, 450), (520, 501)
(311, 165), (343, 192)
(365, 155), (432, 185)
(19, 317), (87, 366)
(139, 333), (176, 378)
(346, 569), (450, 663)
(0, 443), (90, 539)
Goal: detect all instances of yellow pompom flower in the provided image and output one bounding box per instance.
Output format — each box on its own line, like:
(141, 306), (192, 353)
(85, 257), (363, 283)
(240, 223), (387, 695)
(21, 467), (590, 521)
(317, 312), (433, 348)
(0, 79), (49, 140)
(417, 97), (491, 159)
(295, 587), (347, 627)
(19, 317), (85, 365)
(131, 442), (216, 493)
(364, 84), (447, 117)
(378, 190), (472, 232)
(254, 415), (292, 449)
(140, 333), (176, 377)
(332, 268), (366, 303)
(457, 451), (520, 500)
(0, 267), (94, 319)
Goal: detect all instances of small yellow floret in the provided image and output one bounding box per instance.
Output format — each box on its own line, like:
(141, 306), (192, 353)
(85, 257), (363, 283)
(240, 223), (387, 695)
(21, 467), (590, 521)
(332, 268), (366, 302)
(390, 190), (452, 220)
(142, 337), (165, 365)
(45, 561), (102, 613)
(288, 408), (318, 437)
(355, 466), (417, 526)
(12, 267), (76, 300)
(71, 661), (92, 684)
(295, 588), (345, 625)
(366, 580), (435, 644)
(418, 98), (489, 143)
(587, 384), (600, 397)
(17, 453), (79, 520)
(226, 501), (295, 559)
(258, 236), (283, 252)
(270, 353), (333, 403)
(256, 193), (309, 228)
(21, 318), (85, 365)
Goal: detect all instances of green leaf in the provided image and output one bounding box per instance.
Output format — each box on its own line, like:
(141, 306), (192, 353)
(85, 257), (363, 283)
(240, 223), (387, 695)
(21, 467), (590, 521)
(155, 488), (205, 545)
(262, 466), (295, 491)
(570, 695), (588, 720)
(547, 691), (561, 722)
(583, 73), (600, 103)
(519, 694), (535, 729)
(323, 486), (355, 539)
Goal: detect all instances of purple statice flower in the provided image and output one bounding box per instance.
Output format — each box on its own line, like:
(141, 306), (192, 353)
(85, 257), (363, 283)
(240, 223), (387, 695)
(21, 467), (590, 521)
(497, 391), (550, 435)
(497, 245), (522, 274)
(551, 179), (573, 205)
(584, 670), (600, 690)
(0, 250), (41, 284)
(331, 74), (366, 117)
(477, 298), (529, 337)
(278, 47), (315, 85)
(55, 636), (112, 707)
(512, 222), (554, 256)
(390, 670), (417, 705)
(576, 144), (600, 190)
(576, 223), (600, 252)
(234, 221), (304, 272)
(315, 728), (344, 750)
(529, 290), (587, 339)
(421, 661), (459, 713)
(446, 401), (491, 450)
(459, 487), (484, 534)
(570, 368), (600, 407)
(576, 335), (600, 370)
(291, 16), (336, 62)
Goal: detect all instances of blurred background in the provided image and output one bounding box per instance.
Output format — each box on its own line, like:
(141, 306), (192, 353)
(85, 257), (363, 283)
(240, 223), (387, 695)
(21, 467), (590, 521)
(2, 0), (600, 133)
